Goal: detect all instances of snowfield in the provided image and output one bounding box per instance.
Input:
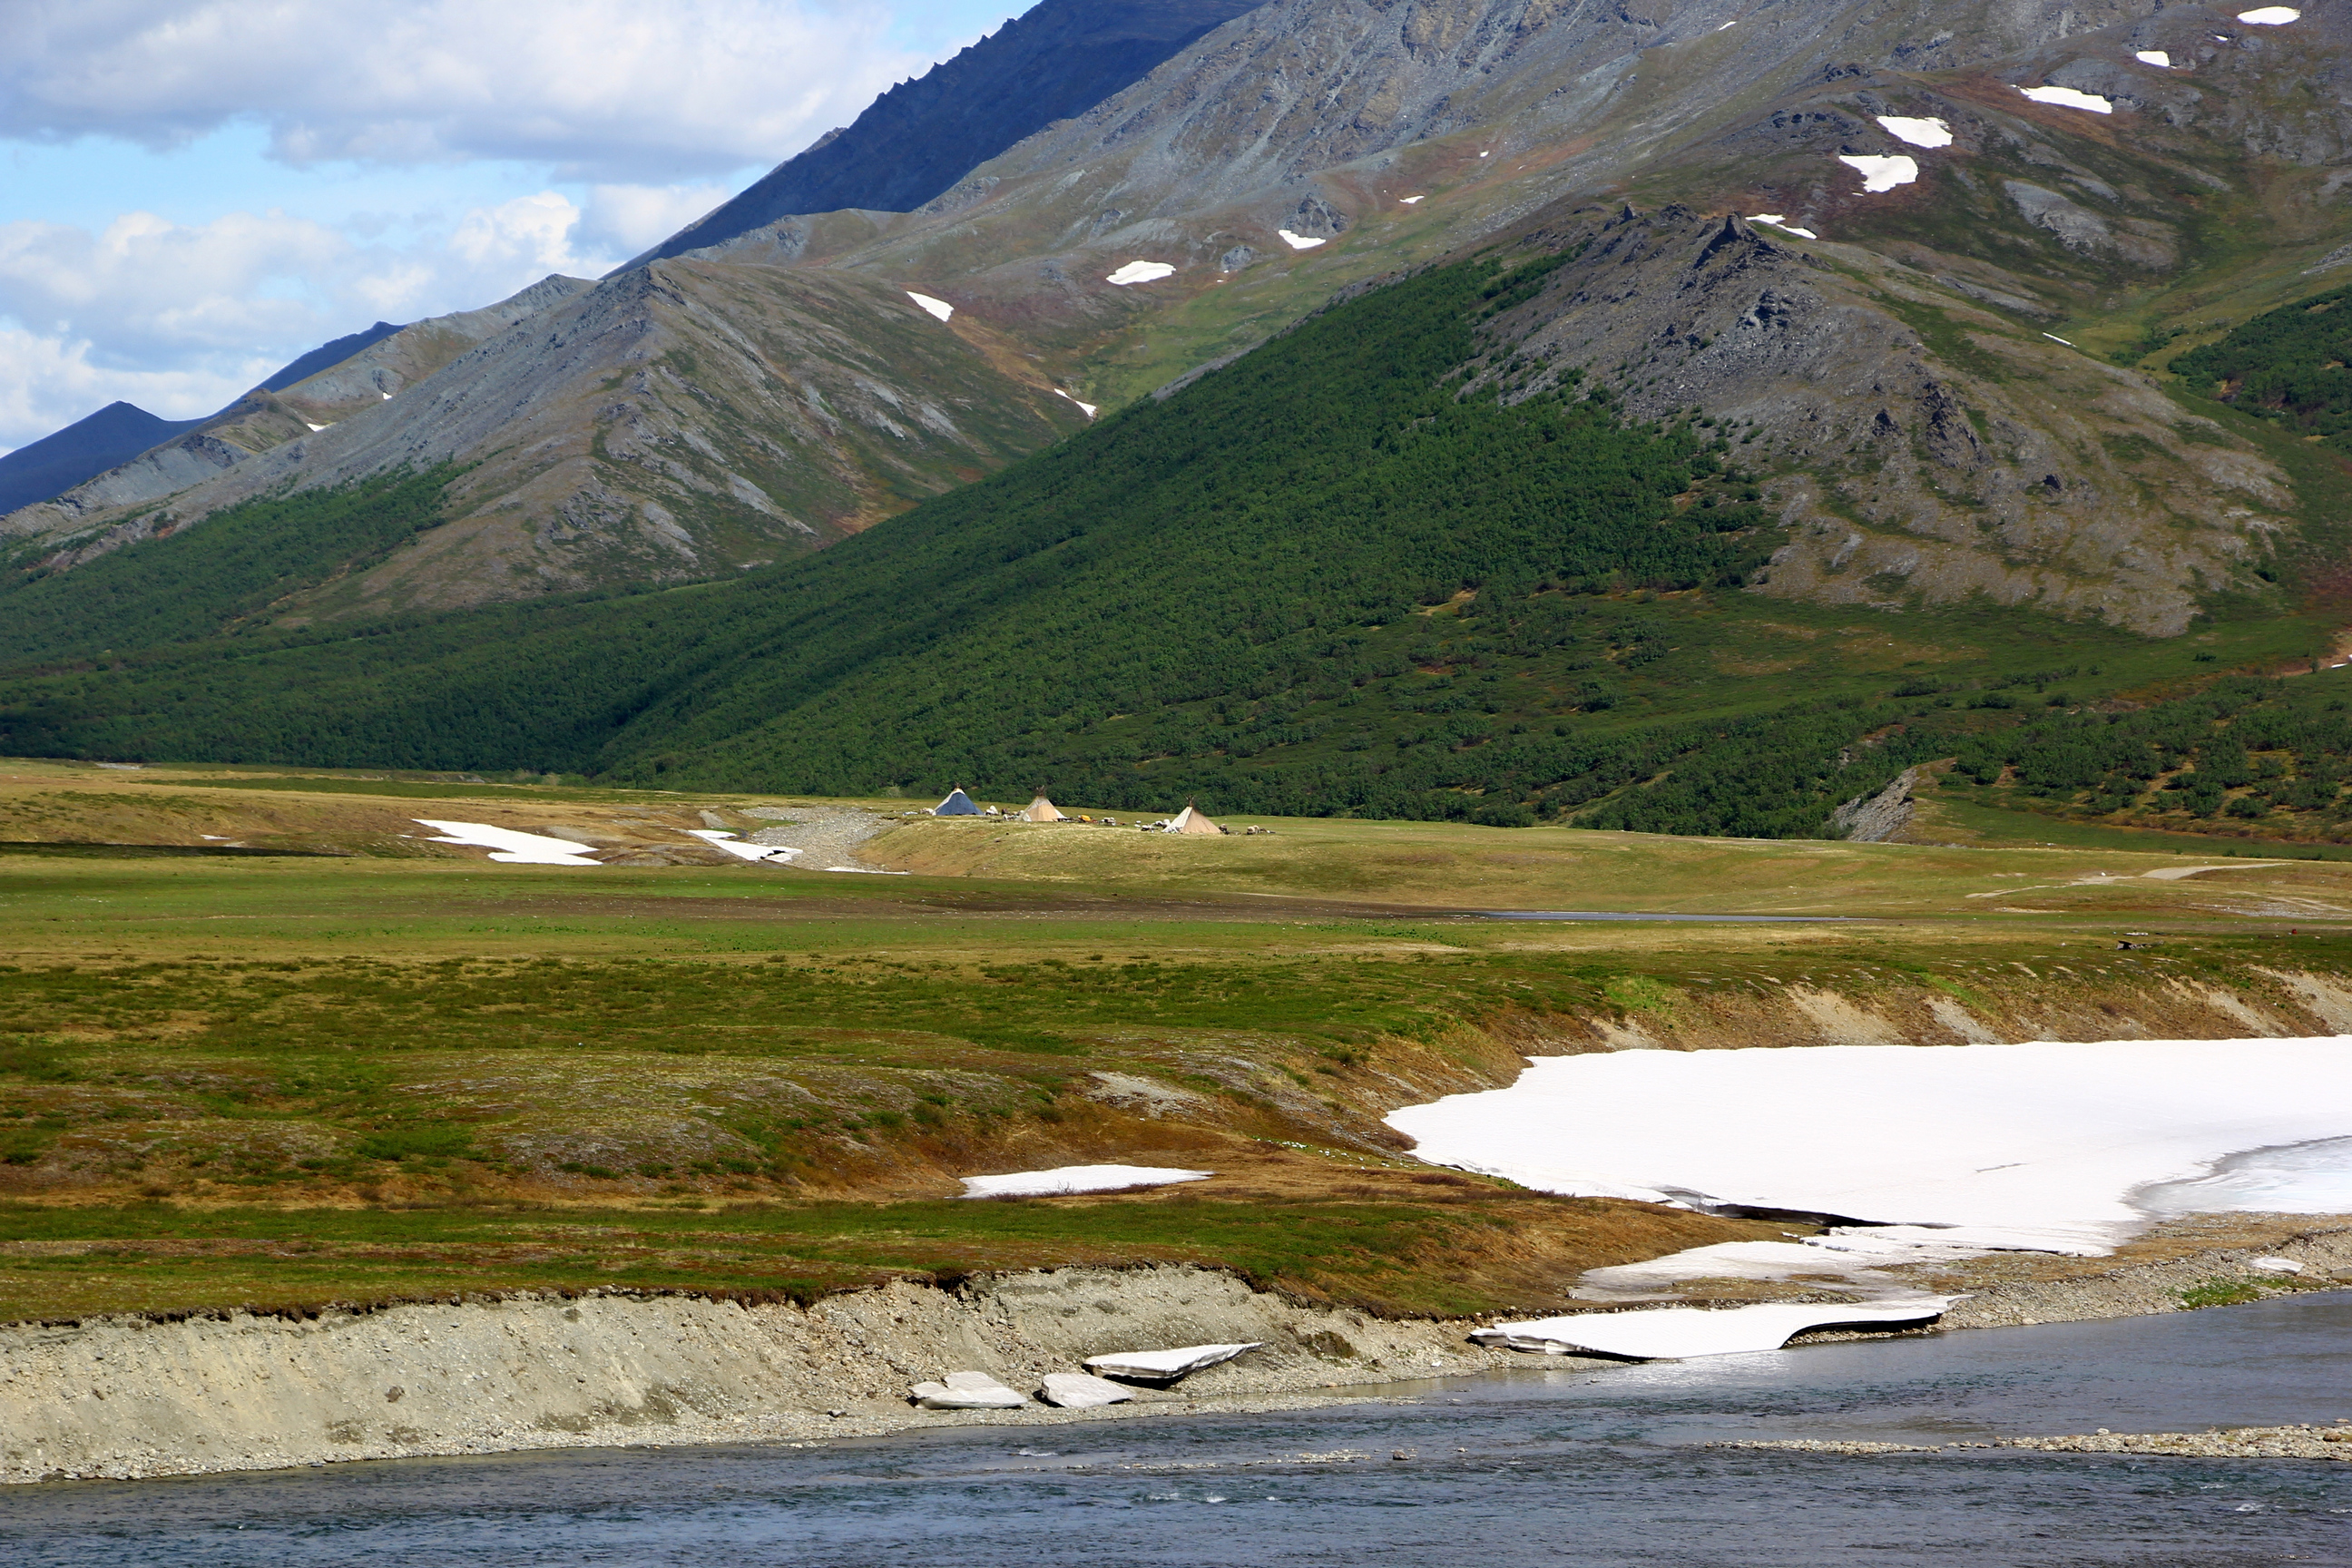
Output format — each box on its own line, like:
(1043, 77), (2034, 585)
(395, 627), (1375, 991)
(412, 820), (602, 866)
(1105, 261), (1176, 286)
(1876, 115), (1952, 148)
(1838, 153), (1920, 192)
(1388, 1037), (2352, 1245)
(905, 292), (955, 322)
(2017, 84), (2114, 113)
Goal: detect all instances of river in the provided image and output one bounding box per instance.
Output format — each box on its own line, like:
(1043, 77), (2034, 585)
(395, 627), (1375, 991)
(6, 1290), (2347, 1566)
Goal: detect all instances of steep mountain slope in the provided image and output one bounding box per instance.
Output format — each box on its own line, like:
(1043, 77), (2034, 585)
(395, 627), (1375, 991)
(260, 321), (406, 392)
(0, 403), (201, 515)
(624, 0), (1268, 270)
(0, 278), (593, 549)
(21, 0), (2348, 632)
(2, 261), (1090, 621)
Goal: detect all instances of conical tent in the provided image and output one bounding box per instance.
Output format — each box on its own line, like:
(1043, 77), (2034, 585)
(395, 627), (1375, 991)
(1018, 792), (1064, 823)
(1167, 802), (1222, 835)
(934, 788), (982, 816)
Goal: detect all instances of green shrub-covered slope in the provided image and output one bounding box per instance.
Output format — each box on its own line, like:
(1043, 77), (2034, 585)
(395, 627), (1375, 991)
(0, 253), (2338, 838)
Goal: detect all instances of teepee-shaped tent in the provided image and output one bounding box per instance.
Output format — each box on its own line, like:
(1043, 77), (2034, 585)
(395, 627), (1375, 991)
(934, 787), (982, 817)
(1166, 800), (1223, 835)
(1018, 791), (1064, 823)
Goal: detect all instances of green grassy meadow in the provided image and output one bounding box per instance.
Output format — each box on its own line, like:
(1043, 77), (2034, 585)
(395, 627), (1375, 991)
(5, 759), (2352, 1323)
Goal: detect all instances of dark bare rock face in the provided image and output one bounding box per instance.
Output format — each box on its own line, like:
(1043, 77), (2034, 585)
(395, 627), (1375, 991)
(622, 0), (1269, 270)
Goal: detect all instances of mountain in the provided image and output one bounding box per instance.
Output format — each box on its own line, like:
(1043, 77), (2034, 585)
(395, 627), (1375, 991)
(0, 279), (593, 554)
(260, 321), (406, 392)
(0, 403), (202, 516)
(7, 0), (2352, 847)
(621, 0), (1269, 270)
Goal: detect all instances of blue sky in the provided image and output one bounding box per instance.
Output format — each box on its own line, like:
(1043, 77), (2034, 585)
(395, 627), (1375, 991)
(0, 2), (1024, 453)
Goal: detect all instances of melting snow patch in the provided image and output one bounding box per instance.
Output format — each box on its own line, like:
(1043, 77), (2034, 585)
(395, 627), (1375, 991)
(2018, 84), (2114, 113)
(413, 819), (602, 867)
(1399, 194), (1426, 204)
(2043, 332), (2076, 345)
(1839, 153), (1920, 192)
(961, 1164), (1213, 1198)
(1054, 388), (1098, 417)
(2239, 6), (2300, 22)
(906, 291), (955, 322)
(1106, 260), (1175, 286)
(1749, 214), (1819, 239)
(2250, 1255), (2307, 1274)
(1387, 1037), (2352, 1259)
(1277, 229), (1327, 250)
(685, 829), (798, 864)
(2136, 49), (2175, 66)
(1472, 1298), (1956, 1359)
(304, 422), (328, 432)
(1876, 115), (1953, 148)
(1085, 1343), (1261, 1384)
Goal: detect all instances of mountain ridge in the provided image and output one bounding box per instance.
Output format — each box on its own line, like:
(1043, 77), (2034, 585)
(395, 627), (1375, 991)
(622, 0), (1269, 270)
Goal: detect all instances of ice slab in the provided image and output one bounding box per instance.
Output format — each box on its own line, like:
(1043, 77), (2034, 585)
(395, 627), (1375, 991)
(1471, 1298), (1955, 1360)
(685, 828), (797, 864)
(1085, 1343), (1262, 1383)
(2134, 1135), (2352, 1217)
(961, 1164), (1213, 1199)
(1038, 1372), (1133, 1408)
(1277, 229), (1327, 250)
(2239, 7), (2300, 22)
(906, 291), (955, 322)
(910, 1371), (1028, 1409)
(2017, 84), (2113, 113)
(2136, 49), (2174, 66)
(1387, 1037), (2352, 1239)
(413, 819), (601, 867)
(1106, 260), (1175, 286)
(1838, 153), (1920, 192)
(1876, 115), (1953, 148)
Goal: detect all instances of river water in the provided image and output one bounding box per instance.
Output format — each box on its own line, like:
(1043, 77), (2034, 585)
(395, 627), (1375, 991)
(6, 1292), (2348, 1566)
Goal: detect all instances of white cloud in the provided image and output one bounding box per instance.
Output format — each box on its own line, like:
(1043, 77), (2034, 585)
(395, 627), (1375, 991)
(580, 183), (733, 253)
(2, 0), (924, 181)
(0, 191), (618, 448)
(0, 209), (350, 362)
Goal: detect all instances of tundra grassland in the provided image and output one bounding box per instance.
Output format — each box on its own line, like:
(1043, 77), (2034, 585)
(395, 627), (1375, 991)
(3, 760), (2349, 1326)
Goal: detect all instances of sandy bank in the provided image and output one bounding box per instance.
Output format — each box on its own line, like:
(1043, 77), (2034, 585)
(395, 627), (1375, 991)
(9, 1221), (2352, 1486)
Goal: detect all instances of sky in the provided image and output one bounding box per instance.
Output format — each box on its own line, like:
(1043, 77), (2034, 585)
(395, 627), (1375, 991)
(0, 1), (1024, 454)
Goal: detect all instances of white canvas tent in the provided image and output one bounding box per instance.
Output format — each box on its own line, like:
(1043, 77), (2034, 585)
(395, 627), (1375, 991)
(1018, 792), (1064, 823)
(934, 788), (981, 816)
(1166, 801), (1223, 835)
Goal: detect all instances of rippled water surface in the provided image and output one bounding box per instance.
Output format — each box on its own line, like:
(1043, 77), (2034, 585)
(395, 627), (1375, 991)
(7, 1294), (2350, 1567)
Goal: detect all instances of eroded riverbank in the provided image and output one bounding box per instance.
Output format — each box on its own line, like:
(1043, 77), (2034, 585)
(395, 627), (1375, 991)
(9, 1215), (2352, 1486)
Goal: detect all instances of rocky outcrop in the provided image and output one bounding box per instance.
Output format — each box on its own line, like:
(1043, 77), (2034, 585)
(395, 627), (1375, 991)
(1471, 204), (2288, 634)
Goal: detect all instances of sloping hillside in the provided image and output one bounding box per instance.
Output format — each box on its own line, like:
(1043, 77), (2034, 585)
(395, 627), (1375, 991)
(626, 0), (1269, 268)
